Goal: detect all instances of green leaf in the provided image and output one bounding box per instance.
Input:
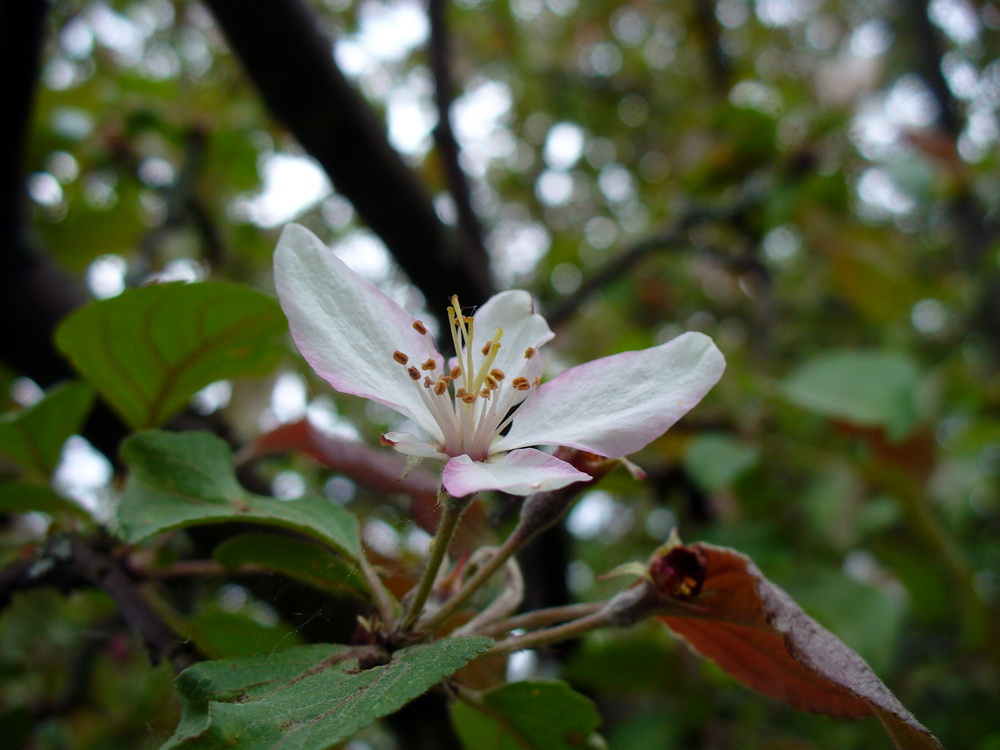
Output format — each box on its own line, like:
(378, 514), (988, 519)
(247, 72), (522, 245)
(184, 607), (303, 660)
(213, 532), (367, 597)
(164, 637), (493, 749)
(782, 350), (921, 440)
(0, 481), (90, 518)
(684, 434), (760, 492)
(54, 282), (286, 429)
(451, 681), (603, 750)
(118, 430), (361, 560)
(0, 381), (94, 475)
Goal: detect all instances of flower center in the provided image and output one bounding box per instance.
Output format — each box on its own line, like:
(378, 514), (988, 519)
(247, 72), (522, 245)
(392, 295), (539, 460)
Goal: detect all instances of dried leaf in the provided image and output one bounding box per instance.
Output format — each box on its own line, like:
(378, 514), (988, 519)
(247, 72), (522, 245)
(248, 419), (439, 497)
(659, 544), (943, 749)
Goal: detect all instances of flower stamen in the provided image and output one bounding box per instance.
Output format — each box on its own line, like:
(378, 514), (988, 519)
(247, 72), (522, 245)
(395, 296), (544, 460)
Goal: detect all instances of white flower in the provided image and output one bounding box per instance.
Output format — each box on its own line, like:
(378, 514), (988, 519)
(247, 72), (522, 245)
(274, 224), (725, 497)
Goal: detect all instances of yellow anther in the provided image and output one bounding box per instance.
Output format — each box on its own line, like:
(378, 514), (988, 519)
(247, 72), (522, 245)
(393, 351), (409, 365)
(524, 347), (536, 359)
(481, 342), (492, 356)
(412, 320), (428, 335)
(421, 358), (436, 371)
(485, 374), (499, 390)
(512, 377), (530, 390)
(434, 379), (448, 396)
(450, 366), (461, 379)
(407, 366), (420, 380)
(480, 389), (491, 398)
(423, 376), (433, 388)
(461, 393), (477, 404)
(490, 368), (505, 380)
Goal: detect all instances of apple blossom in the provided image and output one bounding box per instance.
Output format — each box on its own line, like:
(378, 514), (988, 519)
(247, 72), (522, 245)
(274, 223), (725, 497)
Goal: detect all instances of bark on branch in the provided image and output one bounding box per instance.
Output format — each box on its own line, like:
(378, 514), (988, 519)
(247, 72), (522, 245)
(204, 0), (495, 315)
(0, 537), (203, 674)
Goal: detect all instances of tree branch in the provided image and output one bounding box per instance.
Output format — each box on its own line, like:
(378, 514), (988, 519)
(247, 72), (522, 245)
(0, 537), (203, 674)
(427, 0), (490, 265)
(204, 0), (494, 317)
(0, 0), (46, 239)
(544, 206), (725, 328)
(902, 0), (962, 138)
(691, 0), (731, 95)
(0, 0), (133, 458)
(0, 0), (86, 383)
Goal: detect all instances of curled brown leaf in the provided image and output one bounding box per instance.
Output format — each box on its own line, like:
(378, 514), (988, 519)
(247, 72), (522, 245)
(657, 544), (943, 749)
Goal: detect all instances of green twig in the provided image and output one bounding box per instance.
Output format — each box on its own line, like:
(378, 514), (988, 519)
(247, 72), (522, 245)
(487, 609), (613, 655)
(358, 553), (399, 624)
(397, 489), (471, 633)
(422, 524), (521, 632)
(478, 601), (605, 638)
(424, 478), (591, 631)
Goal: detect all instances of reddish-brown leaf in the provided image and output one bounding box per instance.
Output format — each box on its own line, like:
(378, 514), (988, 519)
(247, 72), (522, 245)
(248, 419), (439, 496)
(659, 544), (943, 749)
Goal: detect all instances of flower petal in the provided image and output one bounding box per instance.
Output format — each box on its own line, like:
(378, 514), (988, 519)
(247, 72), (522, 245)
(494, 332), (725, 457)
(442, 448), (592, 497)
(274, 224), (442, 438)
(382, 431), (448, 460)
(470, 290), (553, 382)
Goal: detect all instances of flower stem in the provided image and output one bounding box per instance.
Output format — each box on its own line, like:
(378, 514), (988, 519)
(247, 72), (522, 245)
(487, 609), (613, 655)
(397, 489), (471, 633)
(423, 480), (588, 632)
(358, 553), (399, 624)
(478, 601), (605, 638)
(421, 523), (521, 632)
(485, 581), (669, 654)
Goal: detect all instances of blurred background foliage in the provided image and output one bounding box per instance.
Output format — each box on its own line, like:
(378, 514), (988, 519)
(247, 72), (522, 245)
(2, 0), (999, 747)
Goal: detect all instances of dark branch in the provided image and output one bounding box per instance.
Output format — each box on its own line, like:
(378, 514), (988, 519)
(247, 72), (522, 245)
(691, 0), (731, 95)
(427, 0), (491, 268)
(902, 0), (962, 137)
(900, 0), (998, 275)
(0, 0), (47, 239)
(0, 537), (203, 674)
(0, 0), (86, 385)
(204, 0), (494, 316)
(545, 206), (725, 328)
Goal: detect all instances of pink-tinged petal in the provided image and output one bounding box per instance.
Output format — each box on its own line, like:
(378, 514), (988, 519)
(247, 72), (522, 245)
(494, 332), (725, 457)
(442, 448), (592, 497)
(274, 224), (442, 438)
(470, 291), (553, 381)
(381, 431), (448, 460)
